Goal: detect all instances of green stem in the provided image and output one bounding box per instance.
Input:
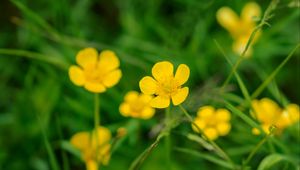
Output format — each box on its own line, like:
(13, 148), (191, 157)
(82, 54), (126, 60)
(94, 93), (100, 167)
(165, 106), (172, 169)
(243, 125), (277, 168)
(55, 114), (70, 170)
(36, 114), (60, 170)
(179, 105), (236, 168)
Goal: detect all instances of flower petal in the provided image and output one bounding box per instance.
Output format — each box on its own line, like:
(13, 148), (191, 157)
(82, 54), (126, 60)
(141, 107), (155, 119)
(192, 118), (206, 133)
(216, 7), (240, 37)
(70, 132), (90, 151)
(152, 61), (174, 81)
(216, 109), (231, 121)
(76, 48), (98, 68)
(92, 126), (111, 147)
(69, 65), (85, 86)
(171, 87), (189, 105)
(124, 91), (139, 102)
(98, 50), (120, 72)
(102, 69), (122, 88)
(86, 160), (98, 170)
(150, 96), (170, 108)
(119, 103), (131, 117)
(197, 106), (215, 118)
(84, 82), (106, 93)
(139, 76), (158, 95)
(216, 123), (231, 136)
(241, 2), (261, 26)
(203, 128), (218, 141)
(175, 64), (190, 85)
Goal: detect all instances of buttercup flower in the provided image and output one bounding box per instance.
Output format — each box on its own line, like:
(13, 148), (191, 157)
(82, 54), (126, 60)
(192, 106), (231, 141)
(251, 98), (300, 135)
(70, 126), (111, 170)
(69, 48), (122, 93)
(139, 61), (190, 108)
(216, 2), (261, 56)
(119, 91), (155, 119)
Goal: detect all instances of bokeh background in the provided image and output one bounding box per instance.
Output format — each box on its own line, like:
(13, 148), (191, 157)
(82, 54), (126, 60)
(0, 0), (299, 169)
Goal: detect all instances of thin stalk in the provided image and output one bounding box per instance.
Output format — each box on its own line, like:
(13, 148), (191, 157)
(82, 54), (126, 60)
(36, 114), (60, 170)
(55, 113), (70, 170)
(0, 48), (68, 70)
(178, 105), (236, 168)
(242, 126), (277, 168)
(94, 93), (100, 167)
(165, 106), (172, 169)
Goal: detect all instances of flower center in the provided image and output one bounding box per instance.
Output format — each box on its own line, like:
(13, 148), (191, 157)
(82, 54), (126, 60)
(157, 76), (180, 97)
(84, 64), (108, 83)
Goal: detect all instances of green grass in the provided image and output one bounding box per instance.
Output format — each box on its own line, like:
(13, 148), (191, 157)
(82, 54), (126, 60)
(0, 0), (299, 170)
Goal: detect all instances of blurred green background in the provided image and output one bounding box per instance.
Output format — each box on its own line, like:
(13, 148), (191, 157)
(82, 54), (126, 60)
(0, 0), (299, 169)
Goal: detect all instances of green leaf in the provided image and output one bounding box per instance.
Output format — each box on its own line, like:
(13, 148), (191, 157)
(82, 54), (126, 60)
(174, 147), (236, 169)
(257, 154), (297, 170)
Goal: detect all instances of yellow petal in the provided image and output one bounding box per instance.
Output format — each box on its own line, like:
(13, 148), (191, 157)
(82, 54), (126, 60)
(175, 64), (190, 85)
(139, 76), (158, 95)
(286, 104), (300, 123)
(76, 48), (98, 68)
(192, 118), (206, 133)
(92, 126), (111, 147)
(232, 37), (253, 57)
(102, 69), (122, 88)
(241, 2), (261, 26)
(119, 103), (131, 117)
(216, 109), (231, 121)
(152, 61), (174, 81)
(84, 82), (106, 93)
(140, 107), (155, 119)
(124, 91), (139, 102)
(203, 128), (218, 141)
(98, 50), (120, 72)
(216, 7), (240, 36)
(70, 132), (90, 151)
(197, 106), (215, 118)
(86, 160), (98, 170)
(216, 123), (231, 136)
(150, 96), (170, 108)
(171, 87), (189, 105)
(140, 94), (153, 103)
(69, 66), (85, 86)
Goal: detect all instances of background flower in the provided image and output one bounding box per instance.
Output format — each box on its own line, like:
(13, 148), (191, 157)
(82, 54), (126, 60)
(69, 48), (122, 93)
(192, 106), (231, 140)
(251, 98), (300, 135)
(119, 91), (155, 119)
(216, 2), (261, 56)
(70, 126), (111, 170)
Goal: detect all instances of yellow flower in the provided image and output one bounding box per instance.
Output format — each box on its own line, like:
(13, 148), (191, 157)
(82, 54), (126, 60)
(119, 91), (155, 119)
(251, 98), (300, 135)
(216, 2), (261, 56)
(69, 48), (122, 93)
(139, 61), (190, 108)
(70, 126), (111, 170)
(192, 106), (231, 141)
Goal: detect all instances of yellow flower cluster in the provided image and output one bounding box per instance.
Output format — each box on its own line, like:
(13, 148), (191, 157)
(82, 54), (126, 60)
(69, 48), (122, 93)
(70, 126), (111, 170)
(139, 61), (190, 108)
(119, 91), (155, 119)
(251, 98), (300, 135)
(216, 2), (261, 57)
(192, 106), (231, 140)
